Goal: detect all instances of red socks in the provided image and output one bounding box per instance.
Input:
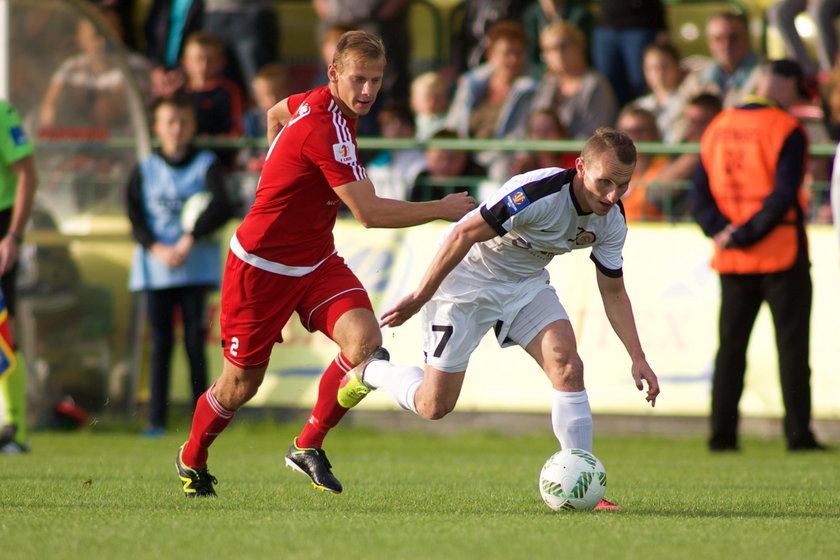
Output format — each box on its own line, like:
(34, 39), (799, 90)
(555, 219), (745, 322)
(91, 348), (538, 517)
(181, 384), (235, 468)
(181, 353), (355, 465)
(296, 353), (353, 449)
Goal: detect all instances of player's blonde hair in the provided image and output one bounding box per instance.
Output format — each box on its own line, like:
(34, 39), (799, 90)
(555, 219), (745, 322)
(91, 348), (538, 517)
(581, 127), (636, 166)
(333, 30), (386, 71)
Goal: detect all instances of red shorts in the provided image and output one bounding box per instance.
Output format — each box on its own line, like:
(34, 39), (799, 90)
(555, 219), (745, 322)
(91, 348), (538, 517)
(219, 251), (373, 368)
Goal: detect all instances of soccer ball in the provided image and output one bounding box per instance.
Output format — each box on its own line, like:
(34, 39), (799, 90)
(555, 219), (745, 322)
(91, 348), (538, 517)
(538, 448), (607, 511)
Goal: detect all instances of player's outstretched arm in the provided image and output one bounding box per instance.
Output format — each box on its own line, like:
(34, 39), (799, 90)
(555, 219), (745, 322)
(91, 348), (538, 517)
(380, 212), (496, 328)
(595, 270), (660, 407)
(335, 179), (475, 228)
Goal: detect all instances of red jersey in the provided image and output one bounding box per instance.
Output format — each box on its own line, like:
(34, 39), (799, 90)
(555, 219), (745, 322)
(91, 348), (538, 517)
(233, 86), (366, 271)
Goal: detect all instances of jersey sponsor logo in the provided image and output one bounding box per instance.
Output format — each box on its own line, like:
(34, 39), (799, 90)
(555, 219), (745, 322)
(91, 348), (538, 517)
(333, 141), (357, 164)
(503, 187), (531, 215)
(511, 235), (554, 261)
(10, 125), (28, 147)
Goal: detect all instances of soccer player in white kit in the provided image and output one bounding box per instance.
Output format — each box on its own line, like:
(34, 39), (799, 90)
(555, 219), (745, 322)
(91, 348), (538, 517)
(339, 128), (660, 510)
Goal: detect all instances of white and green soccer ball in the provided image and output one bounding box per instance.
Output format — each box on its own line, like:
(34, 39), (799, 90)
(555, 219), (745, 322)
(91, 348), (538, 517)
(538, 448), (607, 511)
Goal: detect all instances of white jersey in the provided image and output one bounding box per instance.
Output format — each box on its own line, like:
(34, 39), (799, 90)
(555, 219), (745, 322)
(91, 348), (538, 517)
(421, 167), (627, 371)
(449, 167), (627, 284)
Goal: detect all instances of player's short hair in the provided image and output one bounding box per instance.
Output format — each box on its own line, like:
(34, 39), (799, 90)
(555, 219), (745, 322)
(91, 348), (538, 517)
(581, 128), (636, 166)
(333, 30), (386, 71)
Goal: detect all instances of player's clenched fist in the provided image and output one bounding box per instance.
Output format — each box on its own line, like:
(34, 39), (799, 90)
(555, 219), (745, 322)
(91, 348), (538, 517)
(438, 192), (476, 222)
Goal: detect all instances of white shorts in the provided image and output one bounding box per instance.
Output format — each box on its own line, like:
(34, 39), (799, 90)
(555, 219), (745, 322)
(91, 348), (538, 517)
(420, 268), (569, 372)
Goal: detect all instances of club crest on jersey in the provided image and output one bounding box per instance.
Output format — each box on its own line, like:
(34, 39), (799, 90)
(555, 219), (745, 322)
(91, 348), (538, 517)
(333, 141), (356, 164)
(572, 228), (596, 245)
(503, 187), (531, 215)
(286, 102), (311, 129)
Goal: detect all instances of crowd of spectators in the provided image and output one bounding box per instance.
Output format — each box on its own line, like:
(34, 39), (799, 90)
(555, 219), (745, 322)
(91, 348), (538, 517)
(24, 0), (840, 224)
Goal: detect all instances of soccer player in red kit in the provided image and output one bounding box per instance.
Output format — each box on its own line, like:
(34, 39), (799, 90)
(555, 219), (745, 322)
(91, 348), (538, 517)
(175, 30), (476, 496)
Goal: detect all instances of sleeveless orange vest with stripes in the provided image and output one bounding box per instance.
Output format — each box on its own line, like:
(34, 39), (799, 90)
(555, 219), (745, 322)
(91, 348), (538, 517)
(700, 106), (807, 274)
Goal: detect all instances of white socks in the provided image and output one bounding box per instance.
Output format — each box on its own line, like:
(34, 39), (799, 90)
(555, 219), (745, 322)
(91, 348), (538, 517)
(362, 364), (594, 447)
(551, 389), (593, 451)
(363, 360), (423, 414)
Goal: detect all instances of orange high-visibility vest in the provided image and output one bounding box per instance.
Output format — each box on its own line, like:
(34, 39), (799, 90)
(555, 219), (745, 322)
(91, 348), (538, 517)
(700, 106), (807, 274)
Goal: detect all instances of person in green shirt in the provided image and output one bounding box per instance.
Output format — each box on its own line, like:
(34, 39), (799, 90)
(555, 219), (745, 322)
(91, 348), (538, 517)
(0, 99), (38, 453)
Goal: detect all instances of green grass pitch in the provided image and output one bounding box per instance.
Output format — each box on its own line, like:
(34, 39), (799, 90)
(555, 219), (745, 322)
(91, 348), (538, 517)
(0, 420), (838, 559)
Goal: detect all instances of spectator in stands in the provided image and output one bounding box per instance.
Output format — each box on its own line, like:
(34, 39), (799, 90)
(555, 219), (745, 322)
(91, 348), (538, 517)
(202, 0), (279, 98)
(619, 95), (722, 222)
(126, 95), (234, 438)
(367, 102), (428, 201)
(531, 20), (618, 140)
(522, 0), (593, 72)
(615, 106), (674, 221)
(241, 63), (289, 174)
(144, 0), (203, 99)
(452, 0), (529, 74)
(629, 42), (686, 144)
(410, 71), (450, 140)
(179, 31), (245, 170)
(662, 93), (723, 219)
(678, 11), (762, 109)
(510, 108), (577, 175)
(179, 31), (244, 137)
(681, 93), (723, 142)
(768, 0), (840, 80)
(445, 20), (537, 182)
(39, 14), (152, 131)
(591, 0), (667, 107)
(410, 128), (486, 202)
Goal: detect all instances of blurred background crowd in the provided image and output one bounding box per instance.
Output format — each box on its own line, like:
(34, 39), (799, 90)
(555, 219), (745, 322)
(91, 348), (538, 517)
(10, 0), (840, 222)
